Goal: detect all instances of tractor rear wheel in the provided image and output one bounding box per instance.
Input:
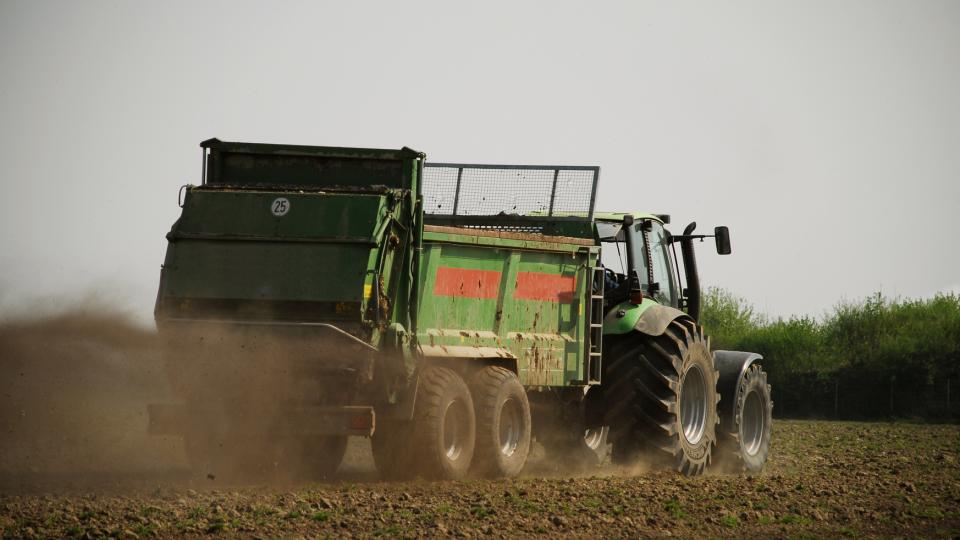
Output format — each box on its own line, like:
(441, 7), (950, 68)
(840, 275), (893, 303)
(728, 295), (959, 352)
(409, 366), (476, 480)
(603, 319), (719, 476)
(717, 364), (772, 472)
(469, 366), (532, 477)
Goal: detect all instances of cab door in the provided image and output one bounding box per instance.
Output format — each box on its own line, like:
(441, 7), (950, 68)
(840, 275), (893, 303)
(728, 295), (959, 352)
(647, 221), (680, 308)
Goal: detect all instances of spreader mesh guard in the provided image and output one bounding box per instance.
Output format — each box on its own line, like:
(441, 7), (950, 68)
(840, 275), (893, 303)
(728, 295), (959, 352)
(423, 163), (599, 219)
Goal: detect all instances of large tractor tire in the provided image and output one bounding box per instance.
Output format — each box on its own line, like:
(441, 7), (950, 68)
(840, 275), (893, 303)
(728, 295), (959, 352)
(469, 366), (532, 478)
(716, 364), (773, 472)
(603, 318), (720, 476)
(409, 366), (476, 480)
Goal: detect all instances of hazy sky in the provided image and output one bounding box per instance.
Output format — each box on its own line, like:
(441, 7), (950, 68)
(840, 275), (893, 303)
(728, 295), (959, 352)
(1, 1), (958, 323)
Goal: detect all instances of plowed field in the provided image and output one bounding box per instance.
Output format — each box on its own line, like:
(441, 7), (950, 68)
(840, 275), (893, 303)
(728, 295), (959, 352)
(1, 421), (958, 538)
(1, 314), (958, 538)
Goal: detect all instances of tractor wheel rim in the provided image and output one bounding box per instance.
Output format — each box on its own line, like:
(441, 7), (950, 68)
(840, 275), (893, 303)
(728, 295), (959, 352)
(680, 364), (707, 445)
(443, 399), (467, 461)
(583, 427), (604, 450)
(741, 390), (765, 456)
(499, 398), (521, 457)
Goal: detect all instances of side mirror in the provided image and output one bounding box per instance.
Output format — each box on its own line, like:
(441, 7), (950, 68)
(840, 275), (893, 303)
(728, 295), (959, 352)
(714, 226), (731, 255)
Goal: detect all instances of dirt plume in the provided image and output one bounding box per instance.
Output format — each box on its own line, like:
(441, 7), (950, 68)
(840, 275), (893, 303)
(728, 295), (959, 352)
(155, 321), (373, 485)
(0, 309), (185, 491)
(0, 307), (380, 493)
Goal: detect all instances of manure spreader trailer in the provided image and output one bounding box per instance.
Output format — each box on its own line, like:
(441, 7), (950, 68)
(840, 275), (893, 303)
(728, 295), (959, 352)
(148, 139), (772, 479)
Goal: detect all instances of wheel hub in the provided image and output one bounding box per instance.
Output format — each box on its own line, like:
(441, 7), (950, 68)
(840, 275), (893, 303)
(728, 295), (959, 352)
(498, 397), (522, 457)
(741, 390), (765, 456)
(680, 364), (707, 445)
(583, 427), (604, 450)
(443, 399), (468, 460)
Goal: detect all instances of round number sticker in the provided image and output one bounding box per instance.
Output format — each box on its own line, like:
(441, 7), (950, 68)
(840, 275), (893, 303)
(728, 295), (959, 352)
(271, 197), (290, 216)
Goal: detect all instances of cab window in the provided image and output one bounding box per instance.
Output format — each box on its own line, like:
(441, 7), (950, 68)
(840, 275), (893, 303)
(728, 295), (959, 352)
(649, 221), (678, 307)
(598, 222), (649, 289)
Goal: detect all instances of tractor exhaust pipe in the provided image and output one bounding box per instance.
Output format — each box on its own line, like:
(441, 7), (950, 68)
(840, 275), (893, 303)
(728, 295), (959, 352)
(680, 222), (701, 322)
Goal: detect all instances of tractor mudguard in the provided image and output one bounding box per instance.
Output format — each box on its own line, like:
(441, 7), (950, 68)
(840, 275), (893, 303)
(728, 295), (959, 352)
(714, 350), (764, 428)
(633, 304), (689, 336)
(603, 299), (689, 336)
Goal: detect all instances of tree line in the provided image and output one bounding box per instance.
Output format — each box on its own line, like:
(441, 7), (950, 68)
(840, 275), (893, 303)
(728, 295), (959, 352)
(700, 288), (960, 421)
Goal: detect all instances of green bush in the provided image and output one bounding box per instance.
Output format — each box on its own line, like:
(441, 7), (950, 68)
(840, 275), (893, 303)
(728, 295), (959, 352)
(699, 287), (765, 347)
(700, 287), (960, 420)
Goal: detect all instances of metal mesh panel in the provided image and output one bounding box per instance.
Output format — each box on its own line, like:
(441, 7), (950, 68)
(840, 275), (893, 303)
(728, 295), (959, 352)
(421, 166), (459, 214)
(423, 163), (598, 218)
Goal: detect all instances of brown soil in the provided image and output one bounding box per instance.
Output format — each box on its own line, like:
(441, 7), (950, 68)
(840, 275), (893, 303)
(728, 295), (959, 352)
(1, 312), (959, 538)
(1, 422), (959, 538)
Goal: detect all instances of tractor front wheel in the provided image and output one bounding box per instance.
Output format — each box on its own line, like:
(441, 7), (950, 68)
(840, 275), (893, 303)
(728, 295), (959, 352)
(716, 364), (773, 472)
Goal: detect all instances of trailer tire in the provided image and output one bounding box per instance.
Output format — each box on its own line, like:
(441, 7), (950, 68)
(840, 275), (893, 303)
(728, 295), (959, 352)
(603, 319), (719, 476)
(469, 366), (532, 478)
(578, 426), (612, 466)
(548, 425), (611, 469)
(717, 364), (772, 472)
(297, 435), (348, 480)
(410, 366), (476, 480)
(372, 419), (415, 480)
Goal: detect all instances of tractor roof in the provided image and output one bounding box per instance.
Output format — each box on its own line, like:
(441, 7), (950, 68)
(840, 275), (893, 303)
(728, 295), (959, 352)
(593, 211), (664, 224)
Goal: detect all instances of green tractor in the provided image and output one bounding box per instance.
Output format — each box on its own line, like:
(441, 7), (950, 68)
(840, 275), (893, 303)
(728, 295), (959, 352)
(148, 139), (772, 480)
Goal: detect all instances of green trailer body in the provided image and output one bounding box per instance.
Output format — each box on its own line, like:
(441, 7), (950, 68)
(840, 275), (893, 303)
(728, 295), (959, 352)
(155, 140), (607, 390)
(155, 139), (423, 345)
(416, 226), (597, 386)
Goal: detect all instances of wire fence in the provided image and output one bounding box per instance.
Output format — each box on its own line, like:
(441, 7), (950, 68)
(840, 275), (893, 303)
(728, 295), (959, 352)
(422, 163), (599, 218)
(771, 371), (959, 422)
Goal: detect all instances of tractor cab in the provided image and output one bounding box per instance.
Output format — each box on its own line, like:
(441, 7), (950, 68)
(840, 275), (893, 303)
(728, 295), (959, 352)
(595, 211), (732, 324)
(595, 213), (681, 312)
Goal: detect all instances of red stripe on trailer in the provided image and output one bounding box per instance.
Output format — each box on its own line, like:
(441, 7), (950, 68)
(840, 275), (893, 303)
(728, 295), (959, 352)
(433, 267), (502, 299)
(514, 272), (576, 303)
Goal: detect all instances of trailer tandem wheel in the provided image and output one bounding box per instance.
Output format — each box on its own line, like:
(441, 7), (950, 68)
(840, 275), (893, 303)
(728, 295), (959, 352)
(372, 419), (415, 480)
(469, 366), (532, 478)
(409, 366), (476, 480)
(297, 435), (348, 480)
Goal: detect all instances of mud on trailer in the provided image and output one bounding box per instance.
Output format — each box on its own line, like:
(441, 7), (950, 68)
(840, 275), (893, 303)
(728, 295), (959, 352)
(149, 139), (772, 479)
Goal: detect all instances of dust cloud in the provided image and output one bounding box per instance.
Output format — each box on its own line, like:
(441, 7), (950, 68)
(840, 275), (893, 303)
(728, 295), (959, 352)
(0, 309), (185, 492)
(0, 306), (377, 494)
